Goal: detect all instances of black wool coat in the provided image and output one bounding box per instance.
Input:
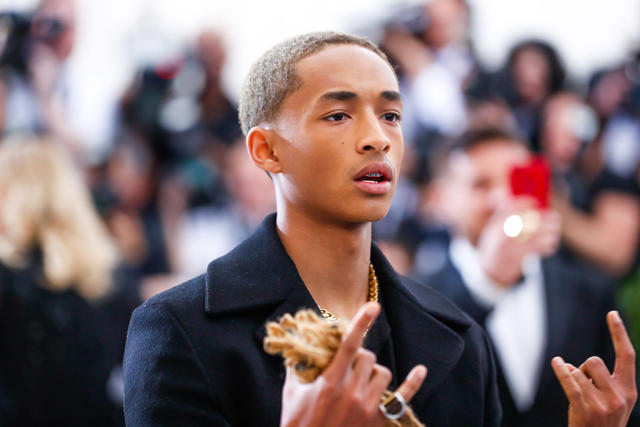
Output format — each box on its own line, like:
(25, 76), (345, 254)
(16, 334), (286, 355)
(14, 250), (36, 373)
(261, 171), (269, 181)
(124, 214), (502, 426)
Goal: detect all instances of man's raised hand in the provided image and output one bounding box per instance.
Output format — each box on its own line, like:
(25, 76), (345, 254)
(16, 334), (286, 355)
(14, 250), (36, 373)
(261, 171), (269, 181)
(552, 311), (637, 427)
(280, 302), (427, 427)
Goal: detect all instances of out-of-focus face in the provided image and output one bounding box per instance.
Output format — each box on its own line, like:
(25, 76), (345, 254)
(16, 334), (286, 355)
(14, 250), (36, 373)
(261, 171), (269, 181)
(107, 145), (154, 210)
(423, 0), (468, 49)
(268, 44), (404, 225)
(197, 31), (226, 83)
(541, 94), (583, 171)
(224, 142), (275, 220)
(439, 140), (529, 244)
(590, 70), (629, 119)
(512, 47), (550, 104)
(32, 0), (76, 60)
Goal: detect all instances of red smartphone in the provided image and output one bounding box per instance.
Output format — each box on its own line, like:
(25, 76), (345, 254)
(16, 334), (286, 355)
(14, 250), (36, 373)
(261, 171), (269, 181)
(509, 155), (551, 209)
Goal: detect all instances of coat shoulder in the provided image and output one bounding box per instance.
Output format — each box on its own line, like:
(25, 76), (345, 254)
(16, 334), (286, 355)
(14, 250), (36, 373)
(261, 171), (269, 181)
(136, 273), (207, 320)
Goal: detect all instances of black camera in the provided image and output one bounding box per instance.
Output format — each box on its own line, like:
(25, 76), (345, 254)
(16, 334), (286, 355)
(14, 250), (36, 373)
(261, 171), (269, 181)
(385, 4), (430, 37)
(0, 12), (31, 74)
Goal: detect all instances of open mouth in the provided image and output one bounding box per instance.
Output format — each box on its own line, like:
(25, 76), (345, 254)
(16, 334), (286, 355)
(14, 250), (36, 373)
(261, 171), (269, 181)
(354, 162), (392, 183)
(353, 163), (393, 195)
(355, 172), (387, 184)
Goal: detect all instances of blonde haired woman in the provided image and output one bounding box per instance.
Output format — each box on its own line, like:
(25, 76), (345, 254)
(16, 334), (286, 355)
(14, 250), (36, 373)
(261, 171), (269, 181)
(0, 138), (140, 426)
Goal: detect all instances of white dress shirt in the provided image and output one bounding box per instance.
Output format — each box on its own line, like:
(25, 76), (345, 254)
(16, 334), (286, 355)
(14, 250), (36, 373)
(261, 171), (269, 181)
(449, 238), (547, 411)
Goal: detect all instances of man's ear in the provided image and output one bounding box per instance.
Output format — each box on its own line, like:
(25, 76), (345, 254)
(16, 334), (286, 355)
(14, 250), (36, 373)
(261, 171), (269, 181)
(246, 126), (283, 174)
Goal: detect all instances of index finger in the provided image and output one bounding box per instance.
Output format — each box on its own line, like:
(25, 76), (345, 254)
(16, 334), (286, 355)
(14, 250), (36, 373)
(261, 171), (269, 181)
(607, 311), (636, 389)
(324, 302), (380, 380)
(395, 365), (428, 403)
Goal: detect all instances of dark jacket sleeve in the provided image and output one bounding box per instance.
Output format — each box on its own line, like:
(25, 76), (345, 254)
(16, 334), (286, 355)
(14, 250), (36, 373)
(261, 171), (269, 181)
(123, 301), (230, 426)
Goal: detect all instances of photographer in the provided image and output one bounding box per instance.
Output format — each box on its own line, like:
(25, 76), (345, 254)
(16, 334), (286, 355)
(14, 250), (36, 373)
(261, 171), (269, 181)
(541, 92), (640, 278)
(0, 0), (81, 155)
(381, 0), (471, 142)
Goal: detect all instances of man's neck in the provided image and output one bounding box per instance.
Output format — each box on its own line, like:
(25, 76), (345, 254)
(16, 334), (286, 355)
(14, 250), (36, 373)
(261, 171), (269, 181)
(276, 208), (372, 323)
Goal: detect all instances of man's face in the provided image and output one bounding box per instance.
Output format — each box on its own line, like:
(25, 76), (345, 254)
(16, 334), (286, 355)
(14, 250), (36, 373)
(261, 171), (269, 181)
(541, 95), (583, 171)
(269, 44), (403, 225)
(424, 0), (468, 49)
(33, 0), (76, 60)
(440, 140), (529, 244)
(512, 48), (550, 104)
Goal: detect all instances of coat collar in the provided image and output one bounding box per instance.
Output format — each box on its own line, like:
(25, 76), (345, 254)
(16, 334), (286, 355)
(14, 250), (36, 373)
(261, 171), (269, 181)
(205, 213), (471, 325)
(204, 213), (305, 315)
(205, 213), (472, 402)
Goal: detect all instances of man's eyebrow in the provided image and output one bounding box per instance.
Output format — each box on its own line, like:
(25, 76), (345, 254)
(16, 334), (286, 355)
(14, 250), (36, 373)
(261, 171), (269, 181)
(318, 91), (357, 102)
(315, 90), (402, 104)
(381, 90), (402, 101)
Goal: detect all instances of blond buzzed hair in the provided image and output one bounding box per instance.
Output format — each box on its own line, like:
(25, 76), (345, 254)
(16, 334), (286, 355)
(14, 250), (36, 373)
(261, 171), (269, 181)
(238, 31), (392, 136)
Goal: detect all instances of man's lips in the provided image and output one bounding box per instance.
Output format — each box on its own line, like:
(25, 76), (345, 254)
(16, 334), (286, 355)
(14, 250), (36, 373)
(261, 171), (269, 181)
(354, 162), (393, 183)
(353, 162), (393, 195)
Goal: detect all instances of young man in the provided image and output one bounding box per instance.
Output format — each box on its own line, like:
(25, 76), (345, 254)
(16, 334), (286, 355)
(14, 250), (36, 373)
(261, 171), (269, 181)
(124, 31), (500, 426)
(123, 32), (636, 426)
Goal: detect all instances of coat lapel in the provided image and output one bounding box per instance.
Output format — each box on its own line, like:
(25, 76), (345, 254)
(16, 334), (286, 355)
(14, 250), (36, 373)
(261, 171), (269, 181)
(205, 213), (306, 316)
(536, 257), (576, 396)
(253, 280), (319, 347)
(201, 213), (320, 346)
(371, 245), (470, 408)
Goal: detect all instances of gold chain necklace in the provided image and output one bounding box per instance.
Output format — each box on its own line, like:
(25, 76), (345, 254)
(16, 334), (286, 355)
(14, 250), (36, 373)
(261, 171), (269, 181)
(319, 263), (379, 321)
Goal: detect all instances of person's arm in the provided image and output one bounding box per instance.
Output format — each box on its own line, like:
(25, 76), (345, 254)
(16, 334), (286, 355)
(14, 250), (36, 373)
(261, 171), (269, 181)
(28, 44), (84, 157)
(556, 192), (640, 276)
(552, 311), (637, 427)
(382, 28), (466, 136)
(123, 301), (230, 426)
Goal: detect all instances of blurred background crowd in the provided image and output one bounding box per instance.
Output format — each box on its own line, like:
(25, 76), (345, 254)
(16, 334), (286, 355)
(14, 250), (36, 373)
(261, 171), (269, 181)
(1, 0), (640, 425)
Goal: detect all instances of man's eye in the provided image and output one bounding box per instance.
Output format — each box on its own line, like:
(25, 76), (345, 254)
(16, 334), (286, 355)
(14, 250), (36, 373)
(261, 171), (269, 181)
(382, 112), (401, 122)
(325, 113), (348, 122)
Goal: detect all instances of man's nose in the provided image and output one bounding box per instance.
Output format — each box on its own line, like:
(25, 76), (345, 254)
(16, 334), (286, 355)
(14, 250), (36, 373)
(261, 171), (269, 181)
(356, 113), (391, 154)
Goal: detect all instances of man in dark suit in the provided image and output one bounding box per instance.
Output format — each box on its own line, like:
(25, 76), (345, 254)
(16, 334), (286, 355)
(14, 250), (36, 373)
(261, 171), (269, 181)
(423, 127), (623, 426)
(123, 32), (636, 427)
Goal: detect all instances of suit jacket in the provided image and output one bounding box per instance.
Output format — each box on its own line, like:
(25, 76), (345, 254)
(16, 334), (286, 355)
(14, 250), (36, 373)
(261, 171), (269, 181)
(124, 214), (501, 426)
(427, 254), (616, 427)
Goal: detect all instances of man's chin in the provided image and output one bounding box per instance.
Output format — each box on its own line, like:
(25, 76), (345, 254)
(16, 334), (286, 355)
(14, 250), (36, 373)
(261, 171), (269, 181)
(310, 199), (392, 226)
(350, 205), (391, 224)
